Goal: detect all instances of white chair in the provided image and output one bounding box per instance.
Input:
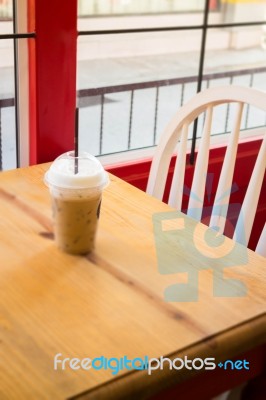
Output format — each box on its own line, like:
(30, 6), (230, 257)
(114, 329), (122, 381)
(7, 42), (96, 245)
(147, 85), (266, 254)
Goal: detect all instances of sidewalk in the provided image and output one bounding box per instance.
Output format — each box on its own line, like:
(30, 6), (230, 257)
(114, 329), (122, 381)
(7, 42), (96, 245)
(77, 47), (266, 90)
(1, 47), (266, 97)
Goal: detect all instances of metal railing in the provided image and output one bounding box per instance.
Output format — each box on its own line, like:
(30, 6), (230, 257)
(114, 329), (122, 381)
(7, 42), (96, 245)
(76, 66), (266, 157)
(1, 66), (266, 170)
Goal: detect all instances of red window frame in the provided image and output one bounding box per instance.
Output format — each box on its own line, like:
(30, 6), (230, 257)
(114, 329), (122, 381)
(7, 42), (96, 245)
(28, 0), (77, 164)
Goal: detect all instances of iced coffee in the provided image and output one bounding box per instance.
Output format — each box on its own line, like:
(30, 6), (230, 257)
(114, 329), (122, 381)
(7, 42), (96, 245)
(45, 151), (109, 255)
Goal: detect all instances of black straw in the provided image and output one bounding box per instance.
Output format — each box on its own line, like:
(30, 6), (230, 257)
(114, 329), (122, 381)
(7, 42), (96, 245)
(75, 107), (79, 174)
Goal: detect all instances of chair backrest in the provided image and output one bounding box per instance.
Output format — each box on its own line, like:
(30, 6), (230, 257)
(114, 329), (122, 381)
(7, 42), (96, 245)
(146, 85), (266, 254)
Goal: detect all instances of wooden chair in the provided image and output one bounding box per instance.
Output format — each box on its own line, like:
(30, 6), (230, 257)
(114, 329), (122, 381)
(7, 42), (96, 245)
(147, 85), (266, 254)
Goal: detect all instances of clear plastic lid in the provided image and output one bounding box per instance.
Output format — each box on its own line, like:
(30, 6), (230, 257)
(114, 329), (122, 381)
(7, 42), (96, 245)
(44, 151), (109, 190)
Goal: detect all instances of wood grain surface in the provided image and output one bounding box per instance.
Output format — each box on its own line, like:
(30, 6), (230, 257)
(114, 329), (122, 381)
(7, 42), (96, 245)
(0, 164), (265, 400)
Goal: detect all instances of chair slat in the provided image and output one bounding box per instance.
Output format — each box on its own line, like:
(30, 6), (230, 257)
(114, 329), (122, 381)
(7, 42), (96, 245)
(210, 102), (243, 233)
(147, 86), (266, 254)
(146, 127), (183, 200)
(234, 136), (266, 246)
(168, 123), (189, 209)
(256, 223), (266, 257)
(187, 106), (213, 221)
(146, 147), (174, 201)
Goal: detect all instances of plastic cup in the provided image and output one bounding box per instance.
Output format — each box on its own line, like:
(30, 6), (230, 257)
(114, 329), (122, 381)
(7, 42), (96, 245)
(44, 151), (109, 255)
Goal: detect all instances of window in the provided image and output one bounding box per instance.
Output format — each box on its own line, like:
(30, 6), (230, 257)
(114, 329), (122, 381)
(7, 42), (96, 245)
(0, 0), (35, 170)
(76, 0), (266, 165)
(1, 1), (266, 169)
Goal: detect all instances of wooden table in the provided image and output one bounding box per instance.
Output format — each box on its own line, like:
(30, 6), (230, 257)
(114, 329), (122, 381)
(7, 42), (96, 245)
(0, 164), (265, 400)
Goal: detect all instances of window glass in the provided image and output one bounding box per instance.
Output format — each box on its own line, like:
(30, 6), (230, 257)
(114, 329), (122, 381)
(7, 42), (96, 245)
(0, 0), (15, 170)
(77, 30), (201, 156)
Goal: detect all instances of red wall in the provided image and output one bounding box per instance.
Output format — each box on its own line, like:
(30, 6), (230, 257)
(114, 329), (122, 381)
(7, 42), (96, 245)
(107, 139), (266, 251)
